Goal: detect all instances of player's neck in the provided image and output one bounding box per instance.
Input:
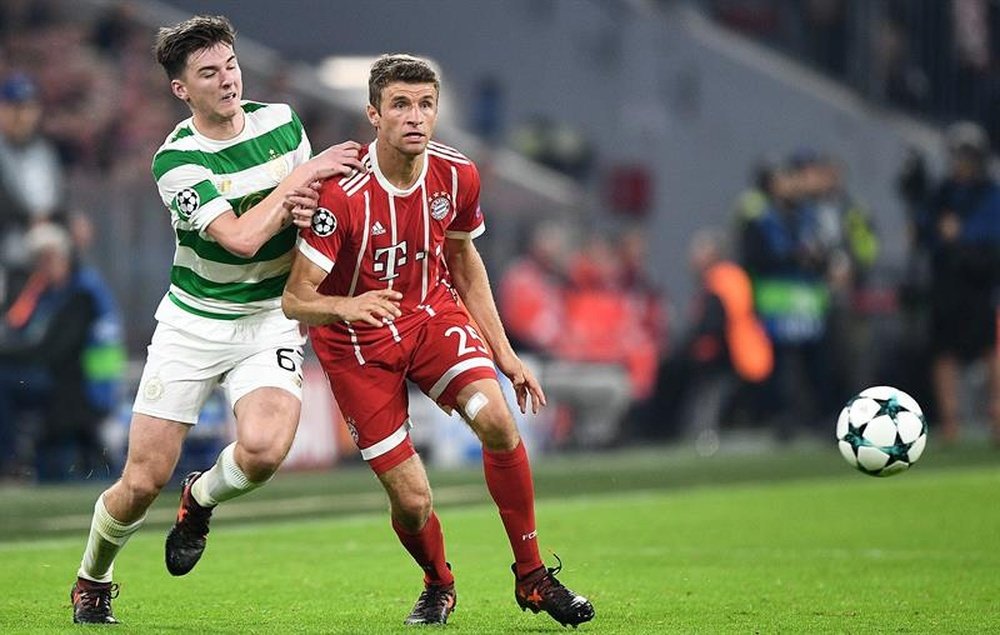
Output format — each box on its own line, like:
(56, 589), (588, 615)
(192, 109), (246, 141)
(375, 140), (425, 190)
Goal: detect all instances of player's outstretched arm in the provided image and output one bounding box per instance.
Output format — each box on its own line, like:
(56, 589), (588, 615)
(445, 236), (546, 414)
(205, 142), (364, 258)
(282, 251), (402, 327)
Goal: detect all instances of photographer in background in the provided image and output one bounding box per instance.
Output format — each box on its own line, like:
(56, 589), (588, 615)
(0, 72), (63, 302)
(918, 122), (1000, 445)
(0, 222), (122, 480)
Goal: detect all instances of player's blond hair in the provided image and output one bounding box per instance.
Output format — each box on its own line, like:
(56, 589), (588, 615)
(154, 15), (236, 80)
(368, 54), (439, 110)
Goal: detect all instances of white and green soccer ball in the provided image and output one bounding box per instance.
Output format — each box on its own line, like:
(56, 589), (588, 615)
(836, 386), (927, 477)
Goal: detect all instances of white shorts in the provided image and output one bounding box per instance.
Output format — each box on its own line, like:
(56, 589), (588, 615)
(133, 307), (306, 424)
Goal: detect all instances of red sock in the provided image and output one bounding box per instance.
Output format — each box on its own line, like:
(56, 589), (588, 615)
(392, 511), (454, 586)
(482, 441), (544, 578)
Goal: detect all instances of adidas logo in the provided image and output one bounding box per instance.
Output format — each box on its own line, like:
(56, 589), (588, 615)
(371, 221), (387, 236)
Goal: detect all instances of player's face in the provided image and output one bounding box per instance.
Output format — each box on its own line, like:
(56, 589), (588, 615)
(172, 43), (243, 127)
(368, 82), (438, 157)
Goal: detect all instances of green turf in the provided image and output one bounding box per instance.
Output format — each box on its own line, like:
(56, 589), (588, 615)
(3, 441), (998, 542)
(1, 457), (998, 633)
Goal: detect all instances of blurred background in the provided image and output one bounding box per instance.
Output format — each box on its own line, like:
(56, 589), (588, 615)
(0, 0), (997, 487)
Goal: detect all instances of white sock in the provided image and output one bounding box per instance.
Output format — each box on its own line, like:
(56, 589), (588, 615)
(190, 442), (266, 507)
(77, 495), (145, 583)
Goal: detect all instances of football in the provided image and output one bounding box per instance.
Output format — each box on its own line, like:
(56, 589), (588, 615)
(836, 385), (928, 477)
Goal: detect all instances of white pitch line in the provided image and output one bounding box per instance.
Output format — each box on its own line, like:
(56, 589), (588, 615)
(36, 485), (487, 532)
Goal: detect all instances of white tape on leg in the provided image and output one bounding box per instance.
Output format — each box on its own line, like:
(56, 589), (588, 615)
(464, 391), (489, 422)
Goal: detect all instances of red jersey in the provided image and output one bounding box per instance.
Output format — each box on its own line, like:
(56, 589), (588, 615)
(298, 140), (485, 368)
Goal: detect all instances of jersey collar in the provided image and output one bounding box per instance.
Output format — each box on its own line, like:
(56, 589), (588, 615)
(368, 140), (428, 197)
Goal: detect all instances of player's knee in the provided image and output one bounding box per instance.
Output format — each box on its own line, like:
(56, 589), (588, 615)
(237, 445), (285, 482)
(394, 487), (433, 529)
(469, 404), (519, 451)
(120, 467), (169, 508)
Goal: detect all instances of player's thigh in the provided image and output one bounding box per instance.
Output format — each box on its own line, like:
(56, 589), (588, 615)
(223, 346), (302, 457)
(233, 387), (302, 458)
(232, 386), (302, 458)
(224, 314), (307, 455)
(223, 319), (305, 412)
(120, 413), (190, 491)
(408, 308), (499, 412)
(376, 453), (432, 514)
(133, 321), (229, 424)
(328, 359), (412, 473)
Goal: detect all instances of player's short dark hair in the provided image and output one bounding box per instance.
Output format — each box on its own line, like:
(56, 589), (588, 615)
(368, 54), (439, 110)
(154, 15), (236, 80)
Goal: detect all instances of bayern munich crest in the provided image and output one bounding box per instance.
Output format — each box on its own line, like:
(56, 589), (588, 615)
(429, 193), (451, 220)
(311, 207), (337, 236)
(176, 187), (200, 220)
(345, 416), (360, 446)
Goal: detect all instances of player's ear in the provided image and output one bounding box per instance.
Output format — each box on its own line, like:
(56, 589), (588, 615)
(171, 79), (189, 103)
(366, 103), (379, 129)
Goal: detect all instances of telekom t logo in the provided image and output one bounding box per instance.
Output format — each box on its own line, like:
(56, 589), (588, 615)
(373, 241), (408, 280)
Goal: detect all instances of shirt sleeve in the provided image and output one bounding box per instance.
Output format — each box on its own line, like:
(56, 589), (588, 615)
(289, 106), (313, 164)
(445, 161), (485, 240)
(152, 152), (231, 234)
(297, 184), (348, 274)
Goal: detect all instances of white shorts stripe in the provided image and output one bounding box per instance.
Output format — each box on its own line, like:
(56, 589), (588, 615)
(387, 319), (401, 342)
(346, 323), (366, 365)
(359, 418), (412, 460)
(428, 358), (496, 401)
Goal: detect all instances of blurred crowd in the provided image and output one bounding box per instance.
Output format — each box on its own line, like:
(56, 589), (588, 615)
(496, 122), (1000, 451)
(495, 146), (884, 450)
(896, 122), (1000, 445)
(0, 0), (997, 482)
(0, 1), (361, 480)
(499, 223), (667, 447)
(729, 147), (880, 441)
(709, 0), (1000, 149)
(0, 2), (137, 479)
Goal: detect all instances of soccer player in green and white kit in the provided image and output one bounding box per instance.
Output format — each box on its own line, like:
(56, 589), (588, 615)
(69, 15), (370, 624)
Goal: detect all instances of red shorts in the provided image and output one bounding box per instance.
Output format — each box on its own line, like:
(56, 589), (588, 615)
(320, 305), (497, 473)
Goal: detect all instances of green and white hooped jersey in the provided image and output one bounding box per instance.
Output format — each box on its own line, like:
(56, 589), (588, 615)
(152, 101), (311, 321)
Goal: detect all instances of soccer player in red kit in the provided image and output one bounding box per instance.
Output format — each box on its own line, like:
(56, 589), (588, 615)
(282, 54), (594, 628)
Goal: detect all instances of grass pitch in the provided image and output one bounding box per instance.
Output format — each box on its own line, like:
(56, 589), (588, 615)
(1, 444), (998, 633)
